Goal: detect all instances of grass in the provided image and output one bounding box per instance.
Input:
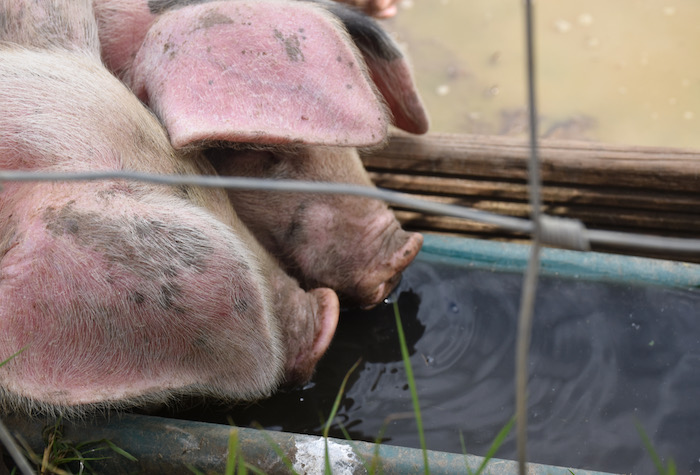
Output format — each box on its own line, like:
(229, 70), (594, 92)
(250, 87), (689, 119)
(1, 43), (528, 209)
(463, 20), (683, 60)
(14, 420), (137, 475)
(636, 421), (677, 475)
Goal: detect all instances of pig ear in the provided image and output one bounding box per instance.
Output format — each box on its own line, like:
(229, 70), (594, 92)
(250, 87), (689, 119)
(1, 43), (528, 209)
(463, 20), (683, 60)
(129, 1), (390, 149)
(316, 1), (430, 134)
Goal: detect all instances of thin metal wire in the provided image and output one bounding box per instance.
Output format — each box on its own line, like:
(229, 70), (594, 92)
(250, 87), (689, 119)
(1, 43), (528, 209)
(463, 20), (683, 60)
(516, 0), (540, 472)
(2, 170), (699, 255)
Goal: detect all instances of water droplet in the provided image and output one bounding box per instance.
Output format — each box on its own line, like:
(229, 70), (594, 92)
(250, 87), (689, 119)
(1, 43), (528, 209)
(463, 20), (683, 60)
(449, 302), (459, 313)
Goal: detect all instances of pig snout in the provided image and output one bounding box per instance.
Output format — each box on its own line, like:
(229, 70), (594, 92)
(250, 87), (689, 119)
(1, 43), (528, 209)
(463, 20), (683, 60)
(285, 288), (339, 383)
(354, 225), (423, 307)
(265, 268), (339, 384)
(295, 203), (423, 307)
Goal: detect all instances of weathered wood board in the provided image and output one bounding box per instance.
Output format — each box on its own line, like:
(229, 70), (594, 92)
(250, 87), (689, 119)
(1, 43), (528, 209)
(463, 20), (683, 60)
(361, 133), (700, 264)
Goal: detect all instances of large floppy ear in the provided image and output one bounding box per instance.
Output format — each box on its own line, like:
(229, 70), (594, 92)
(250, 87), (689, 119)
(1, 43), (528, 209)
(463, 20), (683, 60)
(129, 0), (390, 149)
(308, 0), (429, 135)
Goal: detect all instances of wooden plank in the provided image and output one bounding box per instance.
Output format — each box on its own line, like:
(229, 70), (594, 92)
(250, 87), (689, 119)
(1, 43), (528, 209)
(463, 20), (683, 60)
(362, 132), (700, 192)
(390, 193), (700, 233)
(368, 172), (700, 212)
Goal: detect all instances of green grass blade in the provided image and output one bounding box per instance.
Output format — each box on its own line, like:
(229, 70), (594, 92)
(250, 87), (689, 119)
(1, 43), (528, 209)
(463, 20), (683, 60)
(459, 430), (474, 475)
(635, 420), (675, 475)
(323, 438), (332, 475)
(471, 417), (514, 475)
(243, 462), (267, 475)
(321, 359), (360, 475)
(186, 463), (206, 475)
(0, 348), (26, 368)
(101, 439), (138, 462)
(392, 301), (429, 475)
(322, 359), (361, 438)
(225, 428), (239, 475)
(336, 423), (373, 474)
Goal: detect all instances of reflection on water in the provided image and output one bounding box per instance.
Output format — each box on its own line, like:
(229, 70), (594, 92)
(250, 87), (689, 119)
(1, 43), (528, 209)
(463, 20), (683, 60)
(385, 0), (700, 148)
(180, 261), (700, 475)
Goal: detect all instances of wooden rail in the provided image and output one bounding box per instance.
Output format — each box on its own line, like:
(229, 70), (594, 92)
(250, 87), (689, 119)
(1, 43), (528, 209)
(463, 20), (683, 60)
(360, 133), (700, 263)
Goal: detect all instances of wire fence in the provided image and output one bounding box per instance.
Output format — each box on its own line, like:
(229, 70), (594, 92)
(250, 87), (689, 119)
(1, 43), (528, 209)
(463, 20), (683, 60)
(2, 2), (699, 474)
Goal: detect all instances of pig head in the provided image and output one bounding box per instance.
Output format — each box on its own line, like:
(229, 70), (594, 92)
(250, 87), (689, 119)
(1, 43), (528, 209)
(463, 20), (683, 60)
(0, 0), (339, 415)
(94, 0), (429, 306)
(210, 146), (423, 307)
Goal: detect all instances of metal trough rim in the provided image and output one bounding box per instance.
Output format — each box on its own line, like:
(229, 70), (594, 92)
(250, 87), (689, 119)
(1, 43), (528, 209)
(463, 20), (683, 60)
(420, 234), (700, 289)
(4, 413), (618, 475)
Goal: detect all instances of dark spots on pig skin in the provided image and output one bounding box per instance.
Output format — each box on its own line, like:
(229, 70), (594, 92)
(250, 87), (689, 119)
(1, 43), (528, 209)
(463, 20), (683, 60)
(130, 291), (146, 305)
(191, 330), (212, 350)
(285, 202), (307, 244)
(158, 282), (186, 313)
(234, 298), (249, 314)
(346, 84), (352, 90)
(164, 42), (177, 60)
(176, 184), (195, 201)
(197, 10), (234, 30)
(0, 218), (20, 262)
(42, 202), (214, 277)
(273, 29), (305, 63)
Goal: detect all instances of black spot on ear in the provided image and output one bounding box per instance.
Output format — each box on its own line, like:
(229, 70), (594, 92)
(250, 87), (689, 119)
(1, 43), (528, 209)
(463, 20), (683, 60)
(298, 0), (402, 62)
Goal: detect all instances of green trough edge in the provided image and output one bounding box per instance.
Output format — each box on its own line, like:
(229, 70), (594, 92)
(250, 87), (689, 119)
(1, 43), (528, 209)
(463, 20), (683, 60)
(419, 234), (700, 290)
(4, 413), (618, 475)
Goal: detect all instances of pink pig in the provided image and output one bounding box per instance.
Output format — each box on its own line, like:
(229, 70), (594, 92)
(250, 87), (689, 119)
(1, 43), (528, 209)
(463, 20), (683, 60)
(0, 0), (338, 414)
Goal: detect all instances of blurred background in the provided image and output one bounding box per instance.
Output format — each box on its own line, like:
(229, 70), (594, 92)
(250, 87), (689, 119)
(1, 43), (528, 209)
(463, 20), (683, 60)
(384, 0), (700, 148)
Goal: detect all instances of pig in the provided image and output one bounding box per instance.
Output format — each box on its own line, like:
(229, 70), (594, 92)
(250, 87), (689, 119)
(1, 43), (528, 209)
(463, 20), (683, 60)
(209, 146), (423, 307)
(93, 0), (428, 306)
(0, 0), (339, 415)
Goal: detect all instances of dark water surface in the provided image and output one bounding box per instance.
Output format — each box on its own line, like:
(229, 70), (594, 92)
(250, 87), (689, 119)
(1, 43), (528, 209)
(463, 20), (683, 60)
(175, 260), (700, 474)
